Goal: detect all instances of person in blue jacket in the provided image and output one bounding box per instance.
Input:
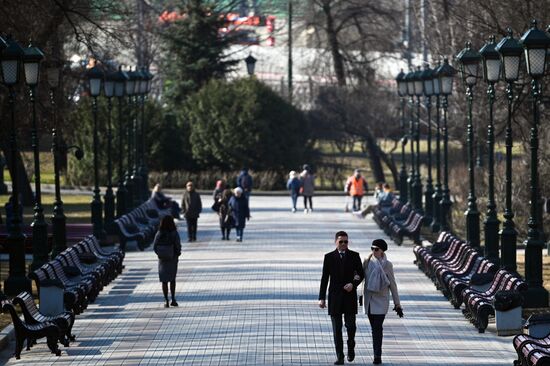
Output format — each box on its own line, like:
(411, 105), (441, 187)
(229, 187), (250, 242)
(236, 168), (253, 202)
(286, 170), (302, 213)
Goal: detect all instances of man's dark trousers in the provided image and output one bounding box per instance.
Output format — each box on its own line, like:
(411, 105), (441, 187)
(331, 313), (356, 359)
(186, 217), (197, 240)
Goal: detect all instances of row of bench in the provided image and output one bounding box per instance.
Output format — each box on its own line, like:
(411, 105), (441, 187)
(114, 197), (171, 251)
(414, 231), (527, 333)
(372, 199), (424, 245)
(2, 235), (124, 359)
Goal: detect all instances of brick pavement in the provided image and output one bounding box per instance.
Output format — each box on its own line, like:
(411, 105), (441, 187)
(0, 195), (517, 365)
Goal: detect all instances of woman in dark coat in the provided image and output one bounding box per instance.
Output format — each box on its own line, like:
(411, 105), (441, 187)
(217, 188), (234, 240)
(228, 187), (250, 242)
(153, 215), (182, 308)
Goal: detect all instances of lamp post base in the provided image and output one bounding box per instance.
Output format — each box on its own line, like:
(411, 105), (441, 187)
(483, 215), (500, 265)
(4, 232), (31, 296)
(465, 208), (480, 248)
(399, 169), (408, 203)
(424, 183), (434, 225)
(523, 286), (549, 308)
(499, 225), (517, 272)
(116, 184), (128, 218)
(51, 211), (67, 258)
(104, 186), (116, 234)
(431, 190), (442, 233)
(30, 217), (49, 271)
(91, 191), (106, 243)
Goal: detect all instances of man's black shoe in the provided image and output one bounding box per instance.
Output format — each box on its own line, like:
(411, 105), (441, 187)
(347, 349), (355, 362)
(334, 357), (344, 365)
(347, 340), (355, 362)
(373, 356), (382, 364)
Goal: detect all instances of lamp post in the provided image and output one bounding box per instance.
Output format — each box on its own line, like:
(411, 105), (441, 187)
(421, 64), (434, 222)
(130, 69), (143, 208)
(113, 66), (128, 217)
(47, 63), (65, 257)
(2, 37), (31, 295)
(103, 70), (116, 234)
(495, 28), (522, 272)
(396, 69), (408, 203)
(519, 20), (550, 308)
(123, 68), (136, 211)
(457, 42), (481, 249)
(431, 60), (443, 232)
(437, 58), (457, 232)
(138, 67), (151, 201)
(86, 62), (107, 242)
(23, 42), (49, 271)
(245, 53), (257, 76)
(412, 66), (424, 213)
(405, 70), (416, 207)
(479, 36), (502, 265)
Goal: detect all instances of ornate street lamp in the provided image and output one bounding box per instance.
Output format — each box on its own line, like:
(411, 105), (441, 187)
(396, 69), (408, 203)
(49, 62), (83, 257)
(431, 60), (443, 233)
(245, 54), (257, 76)
(103, 70), (116, 234)
(123, 67), (136, 211)
(421, 64), (435, 223)
(479, 36), (502, 264)
(0, 37), (7, 197)
(437, 58), (457, 232)
(2, 37), (31, 295)
(113, 66), (128, 218)
(140, 67), (154, 201)
(412, 66), (424, 213)
(86, 61), (107, 242)
(405, 70), (416, 207)
(138, 67), (151, 201)
(495, 28), (522, 272)
(23, 42), (48, 271)
(457, 41), (481, 249)
(519, 20), (550, 308)
(130, 68), (143, 208)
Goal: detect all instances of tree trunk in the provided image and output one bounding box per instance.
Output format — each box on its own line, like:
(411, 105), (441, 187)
(364, 135), (385, 184)
(1, 141), (34, 206)
(321, 1), (346, 86)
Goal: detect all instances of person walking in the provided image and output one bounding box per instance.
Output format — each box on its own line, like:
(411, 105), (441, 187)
(181, 181), (202, 242)
(153, 215), (182, 308)
(345, 169), (369, 212)
(362, 239), (403, 365)
(213, 179), (225, 203)
(286, 170), (301, 213)
(217, 188), (234, 240)
(300, 164), (315, 213)
(228, 187), (250, 242)
(319, 231), (364, 365)
(236, 168), (253, 202)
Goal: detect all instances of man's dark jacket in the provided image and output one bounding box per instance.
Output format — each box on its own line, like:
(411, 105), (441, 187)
(319, 249), (364, 315)
(181, 190), (202, 219)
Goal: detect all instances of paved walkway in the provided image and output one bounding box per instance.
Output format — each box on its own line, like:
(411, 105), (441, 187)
(0, 196), (517, 365)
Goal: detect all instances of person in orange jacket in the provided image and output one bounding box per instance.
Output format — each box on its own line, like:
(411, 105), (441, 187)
(345, 169), (369, 212)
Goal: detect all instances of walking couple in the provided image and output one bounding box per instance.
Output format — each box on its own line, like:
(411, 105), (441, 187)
(318, 232), (403, 365)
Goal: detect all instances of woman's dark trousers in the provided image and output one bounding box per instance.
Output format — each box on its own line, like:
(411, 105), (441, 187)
(221, 227), (231, 240)
(331, 313), (356, 359)
(303, 196), (313, 210)
(368, 310), (385, 357)
(186, 217), (197, 240)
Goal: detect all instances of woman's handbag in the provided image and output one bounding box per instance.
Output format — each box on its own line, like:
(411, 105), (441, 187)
(156, 244), (174, 260)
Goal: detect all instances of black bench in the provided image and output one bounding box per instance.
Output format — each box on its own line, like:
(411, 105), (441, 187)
(461, 269), (527, 333)
(2, 300), (62, 359)
(13, 291), (75, 347)
(513, 331), (550, 366)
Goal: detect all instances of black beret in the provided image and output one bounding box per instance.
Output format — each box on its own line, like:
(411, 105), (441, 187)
(372, 239), (388, 252)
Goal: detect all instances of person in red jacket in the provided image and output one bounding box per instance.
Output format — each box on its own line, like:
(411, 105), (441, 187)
(345, 169), (369, 212)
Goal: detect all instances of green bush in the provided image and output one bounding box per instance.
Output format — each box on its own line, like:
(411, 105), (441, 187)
(184, 77), (314, 171)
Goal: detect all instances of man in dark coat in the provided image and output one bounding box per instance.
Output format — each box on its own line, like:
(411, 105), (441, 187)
(319, 231), (364, 365)
(236, 168), (253, 202)
(181, 181), (202, 242)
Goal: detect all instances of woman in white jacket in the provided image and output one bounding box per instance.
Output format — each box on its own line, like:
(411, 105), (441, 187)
(362, 239), (402, 365)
